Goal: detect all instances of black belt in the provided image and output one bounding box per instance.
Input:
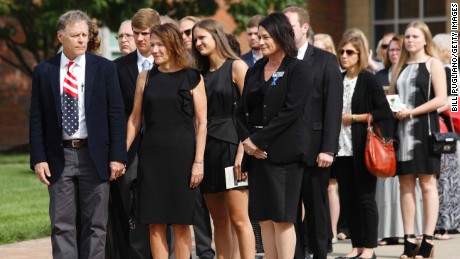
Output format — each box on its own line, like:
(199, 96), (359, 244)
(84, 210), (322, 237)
(62, 139), (88, 148)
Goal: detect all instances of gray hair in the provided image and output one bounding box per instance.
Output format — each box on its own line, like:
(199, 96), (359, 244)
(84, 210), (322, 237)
(56, 10), (90, 32)
(433, 33), (451, 51)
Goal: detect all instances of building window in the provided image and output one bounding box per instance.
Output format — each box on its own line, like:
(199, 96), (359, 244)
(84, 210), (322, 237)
(372, 0), (446, 50)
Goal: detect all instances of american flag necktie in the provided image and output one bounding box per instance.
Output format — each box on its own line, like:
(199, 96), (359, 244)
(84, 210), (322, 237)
(62, 61), (79, 136)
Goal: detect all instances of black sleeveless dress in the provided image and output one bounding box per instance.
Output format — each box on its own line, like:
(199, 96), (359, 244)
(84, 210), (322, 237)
(201, 59), (245, 193)
(395, 62), (440, 175)
(137, 67), (200, 224)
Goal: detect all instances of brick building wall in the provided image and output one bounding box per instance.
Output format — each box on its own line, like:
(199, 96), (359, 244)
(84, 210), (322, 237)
(0, 17), (33, 151)
(308, 0), (346, 48)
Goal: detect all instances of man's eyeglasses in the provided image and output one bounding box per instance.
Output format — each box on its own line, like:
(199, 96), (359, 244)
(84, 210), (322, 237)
(381, 44), (389, 49)
(181, 29), (192, 37)
(115, 33), (134, 41)
(340, 49), (359, 56)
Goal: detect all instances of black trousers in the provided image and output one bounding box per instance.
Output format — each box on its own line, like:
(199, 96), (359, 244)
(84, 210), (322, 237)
(106, 155), (152, 259)
(334, 157), (378, 248)
(294, 166), (332, 259)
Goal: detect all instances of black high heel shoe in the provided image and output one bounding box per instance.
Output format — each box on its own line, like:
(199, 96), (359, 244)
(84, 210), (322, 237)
(415, 234), (434, 258)
(400, 234), (418, 259)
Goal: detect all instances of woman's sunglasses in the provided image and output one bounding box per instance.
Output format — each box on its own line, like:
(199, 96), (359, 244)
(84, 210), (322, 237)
(340, 49), (359, 56)
(181, 29), (192, 37)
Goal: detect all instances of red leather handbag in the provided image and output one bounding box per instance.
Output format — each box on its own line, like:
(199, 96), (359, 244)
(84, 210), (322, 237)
(364, 114), (396, 178)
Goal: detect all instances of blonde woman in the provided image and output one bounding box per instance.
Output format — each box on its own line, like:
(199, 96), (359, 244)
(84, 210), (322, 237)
(313, 33), (336, 55)
(389, 20), (447, 259)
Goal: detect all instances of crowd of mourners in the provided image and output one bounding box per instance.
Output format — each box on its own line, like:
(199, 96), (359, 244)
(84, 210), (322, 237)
(28, 5), (459, 259)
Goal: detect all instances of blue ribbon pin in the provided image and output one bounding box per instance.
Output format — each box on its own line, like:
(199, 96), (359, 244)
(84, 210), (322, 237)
(271, 72), (284, 86)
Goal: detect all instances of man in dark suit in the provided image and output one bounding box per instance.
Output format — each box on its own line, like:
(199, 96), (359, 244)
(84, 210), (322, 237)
(113, 8), (160, 259)
(29, 10), (126, 259)
(283, 6), (343, 259)
(240, 15), (264, 68)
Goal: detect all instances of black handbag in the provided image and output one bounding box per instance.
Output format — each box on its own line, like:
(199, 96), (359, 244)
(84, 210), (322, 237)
(427, 71), (460, 154)
(430, 132), (459, 154)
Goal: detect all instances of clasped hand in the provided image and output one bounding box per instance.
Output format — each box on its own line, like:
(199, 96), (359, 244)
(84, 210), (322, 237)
(242, 138), (267, 159)
(394, 107), (411, 120)
(110, 161), (126, 181)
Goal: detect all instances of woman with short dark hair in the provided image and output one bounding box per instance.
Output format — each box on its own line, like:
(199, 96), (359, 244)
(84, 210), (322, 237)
(235, 12), (312, 259)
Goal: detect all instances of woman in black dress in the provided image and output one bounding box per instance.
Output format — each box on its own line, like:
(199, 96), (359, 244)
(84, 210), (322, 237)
(126, 24), (207, 259)
(334, 30), (392, 259)
(390, 21), (447, 259)
(191, 19), (255, 259)
(235, 13), (312, 259)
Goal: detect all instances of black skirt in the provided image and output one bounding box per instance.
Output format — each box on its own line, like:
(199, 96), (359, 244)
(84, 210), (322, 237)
(248, 157), (303, 223)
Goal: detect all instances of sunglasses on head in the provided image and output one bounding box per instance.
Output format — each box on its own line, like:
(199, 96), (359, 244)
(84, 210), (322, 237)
(381, 44), (389, 49)
(340, 49), (359, 56)
(181, 29), (192, 37)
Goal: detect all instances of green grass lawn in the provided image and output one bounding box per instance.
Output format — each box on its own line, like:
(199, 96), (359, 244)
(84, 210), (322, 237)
(0, 154), (50, 244)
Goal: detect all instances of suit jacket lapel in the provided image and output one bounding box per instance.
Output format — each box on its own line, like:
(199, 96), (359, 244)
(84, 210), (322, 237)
(49, 54), (62, 125)
(85, 52), (96, 109)
(127, 52), (139, 88)
(302, 45), (314, 67)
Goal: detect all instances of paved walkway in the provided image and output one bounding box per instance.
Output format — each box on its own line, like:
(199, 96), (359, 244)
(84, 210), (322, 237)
(1, 234), (459, 258)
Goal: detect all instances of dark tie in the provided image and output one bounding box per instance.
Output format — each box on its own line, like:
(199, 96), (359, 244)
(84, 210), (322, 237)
(62, 61), (79, 136)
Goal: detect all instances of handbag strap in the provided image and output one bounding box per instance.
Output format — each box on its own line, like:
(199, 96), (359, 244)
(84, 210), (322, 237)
(426, 59), (434, 136)
(367, 113), (384, 139)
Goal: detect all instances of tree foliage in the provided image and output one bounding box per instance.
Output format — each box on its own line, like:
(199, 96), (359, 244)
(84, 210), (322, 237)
(152, 0), (218, 19)
(226, 0), (306, 34)
(0, 0), (223, 78)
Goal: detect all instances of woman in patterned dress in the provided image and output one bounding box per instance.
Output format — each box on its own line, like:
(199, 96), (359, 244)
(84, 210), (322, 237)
(389, 20), (447, 259)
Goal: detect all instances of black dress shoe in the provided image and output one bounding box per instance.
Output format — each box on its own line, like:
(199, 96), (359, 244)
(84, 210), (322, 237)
(357, 252), (376, 259)
(335, 255), (360, 259)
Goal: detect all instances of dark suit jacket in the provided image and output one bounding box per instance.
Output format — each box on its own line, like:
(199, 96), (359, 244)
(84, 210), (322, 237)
(300, 46), (343, 165)
(114, 51), (141, 165)
(114, 51), (138, 117)
(29, 52), (127, 182)
(241, 51), (255, 68)
(236, 55), (312, 165)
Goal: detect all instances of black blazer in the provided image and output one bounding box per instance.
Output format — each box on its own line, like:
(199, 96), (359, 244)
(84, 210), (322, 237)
(29, 52), (127, 182)
(301, 46), (343, 165)
(346, 71), (392, 176)
(114, 51), (138, 117)
(241, 51), (255, 68)
(114, 51), (142, 166)
(236, 55), (312, 165)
